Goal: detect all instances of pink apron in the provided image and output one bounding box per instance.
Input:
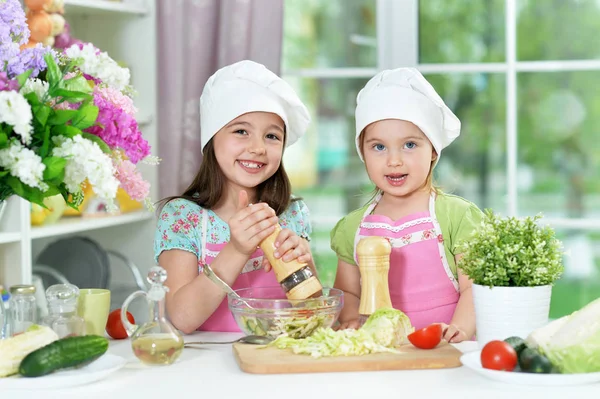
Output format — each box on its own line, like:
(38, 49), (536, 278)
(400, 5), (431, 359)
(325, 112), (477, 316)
(354, 192), (459, 330)
(197, 209), (282, 332)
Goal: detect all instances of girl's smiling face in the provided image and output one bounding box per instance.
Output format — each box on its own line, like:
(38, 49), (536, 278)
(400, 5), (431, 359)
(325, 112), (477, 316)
(362, 119), (437, 199)
(212, 111), (285, 196)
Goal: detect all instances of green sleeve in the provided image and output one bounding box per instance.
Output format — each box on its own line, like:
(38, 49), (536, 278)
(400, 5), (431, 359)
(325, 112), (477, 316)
(451, 202), (484, 255)
(330, 207), (367, 266)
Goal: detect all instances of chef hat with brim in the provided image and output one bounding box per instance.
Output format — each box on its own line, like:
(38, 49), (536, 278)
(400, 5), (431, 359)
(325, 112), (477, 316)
(355, 67), (461, 164)
(200, 60), (311, 153)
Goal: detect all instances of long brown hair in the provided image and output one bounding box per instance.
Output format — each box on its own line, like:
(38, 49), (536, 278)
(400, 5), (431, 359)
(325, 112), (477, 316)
(157, 137), (295, 216)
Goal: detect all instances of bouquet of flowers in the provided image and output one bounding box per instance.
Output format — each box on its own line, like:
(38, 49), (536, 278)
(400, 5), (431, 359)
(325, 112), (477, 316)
(458, 210), (564, 288)
(0, 0), (157, 211)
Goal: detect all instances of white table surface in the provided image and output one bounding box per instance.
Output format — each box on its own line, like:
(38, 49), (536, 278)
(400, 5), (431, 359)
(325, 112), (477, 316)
(3, 331), (598, 398)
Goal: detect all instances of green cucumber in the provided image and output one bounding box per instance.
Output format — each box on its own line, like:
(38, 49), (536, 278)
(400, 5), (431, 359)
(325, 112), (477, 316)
(518, 347), (553, 374)
(19, 335), (109, 377)
(504, 336), (528, 356)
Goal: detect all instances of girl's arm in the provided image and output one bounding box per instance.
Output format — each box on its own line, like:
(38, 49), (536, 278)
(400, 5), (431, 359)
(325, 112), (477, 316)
(333, 259), (362, 329)
(159, 244), (250, 334)
(443, 254), (476, 342)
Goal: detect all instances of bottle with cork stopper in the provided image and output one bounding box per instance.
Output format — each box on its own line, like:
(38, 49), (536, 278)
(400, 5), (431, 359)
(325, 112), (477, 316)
(356, 236), (393, 325)
(259, 225), (323, 300)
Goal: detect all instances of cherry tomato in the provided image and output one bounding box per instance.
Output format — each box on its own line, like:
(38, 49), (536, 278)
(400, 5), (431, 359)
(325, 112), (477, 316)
(106, 308), (134, 340)
(480, 340), (518, 371)
(407, 323), (443, 349)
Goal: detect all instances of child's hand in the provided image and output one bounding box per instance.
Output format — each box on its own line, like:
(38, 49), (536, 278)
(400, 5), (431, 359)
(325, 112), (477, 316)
(262, 228), (312, 272)
(229, 191), (279, 256)
(334, 319), (361, 330)
(439, 323), (469, 343)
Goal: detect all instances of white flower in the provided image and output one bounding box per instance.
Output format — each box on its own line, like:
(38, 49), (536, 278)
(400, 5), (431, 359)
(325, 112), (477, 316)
(65, 43), (130, 91)
(0, 140), (47, 191)
(20, 78), (50, 102)
(51, 135), (119, 200)
(0, 91), (33, 145)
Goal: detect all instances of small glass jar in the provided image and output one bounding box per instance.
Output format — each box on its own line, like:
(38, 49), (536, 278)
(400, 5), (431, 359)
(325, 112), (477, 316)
(42, 284), (85, 338)
(9, 284), (37, 336)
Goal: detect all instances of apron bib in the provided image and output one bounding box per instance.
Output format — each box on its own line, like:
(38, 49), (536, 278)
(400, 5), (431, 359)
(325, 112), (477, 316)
(354, 192), (459, 330)
(198, 209), (281, 332)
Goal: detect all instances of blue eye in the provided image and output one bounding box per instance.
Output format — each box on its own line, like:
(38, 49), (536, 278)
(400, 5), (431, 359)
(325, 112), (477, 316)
(405, 141), (416, 149)
(373, 143), (385, 151)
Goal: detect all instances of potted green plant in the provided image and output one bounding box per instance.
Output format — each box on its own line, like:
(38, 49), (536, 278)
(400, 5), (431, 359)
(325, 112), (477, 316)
(458, 210), (564, 347)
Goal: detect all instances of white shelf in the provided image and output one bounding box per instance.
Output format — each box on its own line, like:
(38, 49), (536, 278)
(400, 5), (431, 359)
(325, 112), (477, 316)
(0, 232), (21, 245)
(31, 211), (153, 239)
(64, 0), (148, 16)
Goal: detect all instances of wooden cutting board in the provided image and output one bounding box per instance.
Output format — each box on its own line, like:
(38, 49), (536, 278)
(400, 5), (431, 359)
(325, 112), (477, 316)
(232, 342), (463, 374)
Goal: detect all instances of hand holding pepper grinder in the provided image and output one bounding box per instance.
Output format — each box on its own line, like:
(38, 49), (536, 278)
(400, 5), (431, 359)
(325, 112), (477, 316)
(259, 225), (323, 300)
(357, 236), (393, 325)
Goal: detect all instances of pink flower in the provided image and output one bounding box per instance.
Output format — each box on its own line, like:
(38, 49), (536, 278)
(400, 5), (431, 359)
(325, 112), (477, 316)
(115, 159), (150, 201)
(95, 86), (137, 116)
(85, 88), (150, 163)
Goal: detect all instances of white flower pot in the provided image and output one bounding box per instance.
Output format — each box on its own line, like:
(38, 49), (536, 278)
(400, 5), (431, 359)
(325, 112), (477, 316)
(472, 283), (552, 348)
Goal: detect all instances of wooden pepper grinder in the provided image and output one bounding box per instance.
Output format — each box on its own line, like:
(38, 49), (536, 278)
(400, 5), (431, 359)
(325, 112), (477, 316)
(357, 236), (393, 324)
(259, 225), (323, 300)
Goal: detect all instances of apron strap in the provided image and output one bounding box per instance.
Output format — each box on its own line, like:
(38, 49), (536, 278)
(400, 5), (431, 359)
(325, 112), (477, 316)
(428, 193), (459, 292)
(200, 207), (208, 268)
(353, 191), (382, 264)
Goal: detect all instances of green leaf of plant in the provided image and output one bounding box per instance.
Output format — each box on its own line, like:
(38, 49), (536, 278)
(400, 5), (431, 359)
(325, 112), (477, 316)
(6, 176), (45, 207)
(0, 131), (7, 149)
(33, 104), (51, 126)
(62, 75), (93, 94)
(16, 69), (33, 88)
(47, 109), (78, 125)
(39, 126), (51, 158)
(52, 125), (82, 138)
(52, 89), (92, 103)
(23, 92), (40, 106)
(42, 157), (66, 184)
(71, 104), (99, 130)
(44, 53), (62, 88)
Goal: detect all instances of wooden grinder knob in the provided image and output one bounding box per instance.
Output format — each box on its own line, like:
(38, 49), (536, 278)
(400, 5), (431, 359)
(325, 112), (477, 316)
(259, 225), (322, 300)
(357, 236), (393, 316)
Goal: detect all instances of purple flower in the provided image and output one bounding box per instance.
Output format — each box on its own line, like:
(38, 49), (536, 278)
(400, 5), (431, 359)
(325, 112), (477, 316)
(0, 71), (18, 91)
(6, 44), (56, 78)
(0, 0), (29, 67)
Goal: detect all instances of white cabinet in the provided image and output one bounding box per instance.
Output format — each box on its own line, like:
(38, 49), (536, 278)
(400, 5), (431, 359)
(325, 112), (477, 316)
(0, 0), (158, 290)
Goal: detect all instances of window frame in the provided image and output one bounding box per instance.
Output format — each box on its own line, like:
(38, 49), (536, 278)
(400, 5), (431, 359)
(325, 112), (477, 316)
(281, 0), (600, 230)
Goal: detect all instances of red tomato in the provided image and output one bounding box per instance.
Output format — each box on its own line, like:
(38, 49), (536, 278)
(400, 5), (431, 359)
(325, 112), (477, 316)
(106, 308), (134, 340)
(480, 340), (518, 371)
(407, 323), (443, 349)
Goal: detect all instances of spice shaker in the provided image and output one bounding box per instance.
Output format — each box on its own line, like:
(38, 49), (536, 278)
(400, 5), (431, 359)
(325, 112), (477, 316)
(357, 236), (393, 324)
(259, 225), (322, 300)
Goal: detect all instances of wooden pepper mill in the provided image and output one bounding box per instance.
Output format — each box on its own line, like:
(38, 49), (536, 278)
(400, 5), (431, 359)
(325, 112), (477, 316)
(357, 236), (393, 323)
(259, 225), (323, 300)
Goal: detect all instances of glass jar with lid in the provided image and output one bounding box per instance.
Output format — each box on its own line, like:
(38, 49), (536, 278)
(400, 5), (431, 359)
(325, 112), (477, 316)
(42, 284), (85, 338)
(9, 284), (37, 336)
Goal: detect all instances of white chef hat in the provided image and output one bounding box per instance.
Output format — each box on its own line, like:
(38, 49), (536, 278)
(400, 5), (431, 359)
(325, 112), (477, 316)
(200, 60), (310, 153)
(355, 67), (461, 164)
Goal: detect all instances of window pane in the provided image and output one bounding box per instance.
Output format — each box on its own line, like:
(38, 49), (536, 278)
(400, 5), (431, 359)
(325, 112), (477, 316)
(282, 77), (371, 286)
(517, 72), (600, 218)
(517, 0), (600, 61)
(425, 73), (507, 213)
(283, 0), (377, 70)
(419, 0), (505, 63)
(550, 230), (600, 318)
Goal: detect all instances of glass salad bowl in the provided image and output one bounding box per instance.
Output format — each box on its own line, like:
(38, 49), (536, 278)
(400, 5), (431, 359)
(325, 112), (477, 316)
(228, 287), (344, 339)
